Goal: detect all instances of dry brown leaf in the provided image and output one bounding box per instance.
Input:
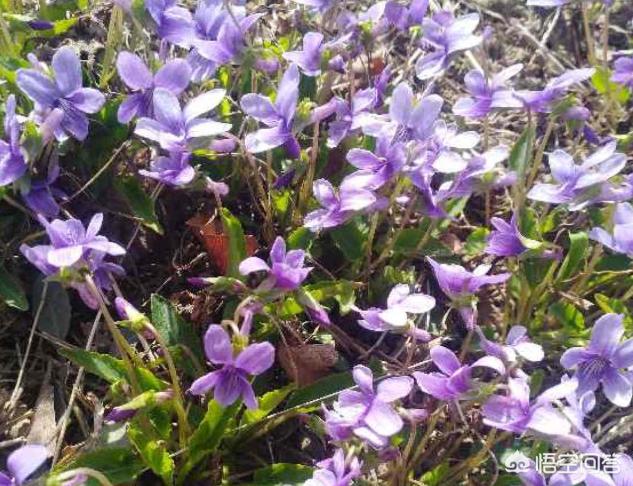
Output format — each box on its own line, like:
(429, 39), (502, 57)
(278, 343), (338, 386)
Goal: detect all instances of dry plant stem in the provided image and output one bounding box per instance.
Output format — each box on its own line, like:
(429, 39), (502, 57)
(581, 1), (597, 65)
(53, 310), (103, 465)
(85, 276), (143, 395)
(404, 408), (442, 475)
(56, 468), (115, 486)
(297, 122), (321, 219)
(144, 322), (191, 446)
(526, 119), (555, 190)
(10, 281), (48, 408)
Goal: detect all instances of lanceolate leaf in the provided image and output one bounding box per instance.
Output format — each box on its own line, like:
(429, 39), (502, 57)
(220, 208), (248, 278)
(0, 265), (28, 311)
(115, 175), (162, 234)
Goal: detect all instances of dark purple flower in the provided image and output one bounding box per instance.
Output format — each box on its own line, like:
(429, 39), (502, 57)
(476, 325), (544, 363)
(561, 313), (633, 407)
(0, 444), (48, 486)
(135, 88), (230, 153)
(105, 390), (173, 423)
(0, 95), (27, 186)
(283, 32), (325, 76)
(21, 158), (66, 218)
(325, 365), (413, 448)
(27, 20), (54, 30)
(527, 142), (627, 210)
(139, 151), (195, 186)
(413, 346), (505, 401)
(116, 52), (191, 123)
(415, 11), (482, 80)
(612, 56), (633, 88)
(241, 64), (301, 157)
(16, 47), (105, 141)
(21, 213), (125, 269)
(354, 284), (435, 339)
(304, 177), (382, 232)
(239, 236), (312, 291)
(296, 287), (331, 326)
(189, 324), (275, 408)
(453, 64), (524, 119)
(590, 202), (633, 257)
(145, 0), (195, 47)
(306, 449), (361, 486)
(514, 68), (594, 113)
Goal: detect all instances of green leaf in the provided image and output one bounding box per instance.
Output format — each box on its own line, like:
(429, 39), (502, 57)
(463, 227), (490, 256)
(59, 348), (164, 391)
(128, 424), (174, 485)
(420, 462), (450, 485)
(278, 280), (358, 317)
(249, 464), (314, 485)
(556, 232), (589, 282)
(150, 294), (203, 361)
(0, 265), (28, 310)
(508, 124), (535, 178)
(242, 385), (294, 426)
(330, 221), (366, 261)
(287, 227), (314, 250)
(32, 279), (70, 339)
(549, 301), (585, 333)
(53, 446), (145, 485)
(220, 208), (247, 278)
(592, 66), (630, 104)
(179, 401), (239, 483)
(115, 176), (162, 234)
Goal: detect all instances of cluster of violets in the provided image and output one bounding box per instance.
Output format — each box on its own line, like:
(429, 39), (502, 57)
(3, 0), (633, 483)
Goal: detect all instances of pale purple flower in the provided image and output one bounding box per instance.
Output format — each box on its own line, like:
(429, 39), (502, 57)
(590, 203), (633, 257)
(384, 0), (429, 30)
(477, 325), (545, 363)
(415, 11), (482, 80)
(145, 0), (195, 47)
(189, 324), (275, 409)
(326, 88), (378, 147)
(514, 68), (595, 113)
(135, 88), (230, 153)
(413, 346), (505, 401)
(346, 137), (406, 189)
(16, 47), (105, 141)
(453, 64), (524, 119)
(139, 151), (195, 186)
(483, 376), (578, 438)
(526, 0), (569, 6)
(614, 454), (633, 486)
(325, 365), (413, 448)
(612, 56), (633, 88)
(527, 142), (628, 210)
(486, 214), (535, 257)
(354, 284), (435, 340)
(296, 287), (331, 326)
(239, 236), (312, 291)
(292, 0), (333, 13)
(305, 449), (361, 486)
(116, 52), (191, 123)
(304, 177), (381, 232)
(0, 95), (27, 186)
(22, 213), (125, 268)
(283, 32), (324, 76)
(561, 313), (633, 407)
(0, 445), (48, 486)
(241, 64), (301, 157)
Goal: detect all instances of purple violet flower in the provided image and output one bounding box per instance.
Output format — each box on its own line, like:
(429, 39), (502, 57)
(346, 137), (406, 190)
(283, 32), (325, 76)
(135, 88), (230, 153)
(413, 346), (505, 401)
(145, 0), (196, 48)
(453, 64), (524, 119)
(415, 11), (482, 80)
(485, 214), (543, 257)
(240, 64), (302, 157)
(514, 68), (595, 113)
(291, 0), (333, 14)
(21, 157), (66, 218)
(0, 95), (27, 186)
(354, 284), (435, 340)
(477, 325), (545, 363)
(526, 0), (570, 7)
(590, 202), (633, 257)
(116, 52), (191, 124)
(139, 151), (195, 186)
(612, 56), (633, 88)
(384, 0), (429, 30)
(304, 177), (382, 232)
(16, 47), (106, 141)
(325, 365), (413, 448)
(560, 313), (633, 407)
(0, 444), (48, 486)
(239, 236), (312, 291)
(483, 376), (579, 439)
(189, 324), (275, 408)
(326, 88), (378, 147)
(527, 142), (628, 210)
(305, 449), (361, 486)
